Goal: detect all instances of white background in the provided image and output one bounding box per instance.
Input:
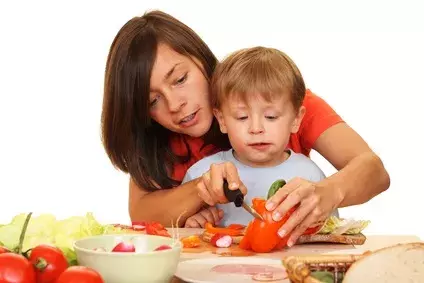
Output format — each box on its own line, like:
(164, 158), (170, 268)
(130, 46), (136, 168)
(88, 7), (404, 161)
(1, 1), (423, 237)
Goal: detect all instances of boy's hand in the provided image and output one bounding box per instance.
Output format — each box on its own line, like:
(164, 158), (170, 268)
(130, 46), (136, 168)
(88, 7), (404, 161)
(184, 206), (224, 228)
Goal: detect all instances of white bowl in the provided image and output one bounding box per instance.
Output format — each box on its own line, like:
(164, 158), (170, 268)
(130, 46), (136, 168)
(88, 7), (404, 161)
(74, 234), (182, 283)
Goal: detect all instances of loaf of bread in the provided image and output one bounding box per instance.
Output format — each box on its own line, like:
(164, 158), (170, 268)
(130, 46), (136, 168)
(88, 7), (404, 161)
(343, 242), (424, 283)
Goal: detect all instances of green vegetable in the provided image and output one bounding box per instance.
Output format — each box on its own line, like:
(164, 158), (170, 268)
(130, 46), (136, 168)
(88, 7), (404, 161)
(311, 271), (344, 283)
(317, 216), (370, 235)
(0, 212), (131, 265)
(267, 179), (286, 199)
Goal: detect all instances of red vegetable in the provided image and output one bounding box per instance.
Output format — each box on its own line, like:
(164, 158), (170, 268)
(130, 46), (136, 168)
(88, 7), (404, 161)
(55, 266), (104, 283)
(211, 233), (233, 248)
(239, 198), (299, 253)
(205, 223), (244, 236)
(0, 252), (36, 283)
(145, 222), (171, 237)
(112, 241), (136, 252)
(29, 244), (68, 283)
(154, 245), (172, 251)
(181, 235), (201, 248)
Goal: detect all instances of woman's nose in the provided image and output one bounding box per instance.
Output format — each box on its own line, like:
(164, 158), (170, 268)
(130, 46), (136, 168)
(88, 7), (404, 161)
(165, 91), (187, 113)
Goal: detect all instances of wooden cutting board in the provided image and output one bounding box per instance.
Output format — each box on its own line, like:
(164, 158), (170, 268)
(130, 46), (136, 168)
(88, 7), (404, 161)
(201, 230), (366, 246)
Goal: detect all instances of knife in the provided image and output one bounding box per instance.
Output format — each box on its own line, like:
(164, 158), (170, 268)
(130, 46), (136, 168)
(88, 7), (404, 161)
(223, 179), (264, 221)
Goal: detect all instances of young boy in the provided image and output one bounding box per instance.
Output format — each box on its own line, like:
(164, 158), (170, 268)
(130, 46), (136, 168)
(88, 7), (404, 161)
(182, 46), (338, 227)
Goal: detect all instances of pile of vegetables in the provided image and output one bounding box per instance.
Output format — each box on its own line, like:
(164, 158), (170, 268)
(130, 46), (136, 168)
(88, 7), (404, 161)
(0, 212), (176, 282)
(0, 213), (105, 283)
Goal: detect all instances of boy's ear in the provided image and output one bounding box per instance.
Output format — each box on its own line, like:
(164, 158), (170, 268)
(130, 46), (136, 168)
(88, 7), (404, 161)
(213, 108), (227, 134)
(291, 106), (306, 133)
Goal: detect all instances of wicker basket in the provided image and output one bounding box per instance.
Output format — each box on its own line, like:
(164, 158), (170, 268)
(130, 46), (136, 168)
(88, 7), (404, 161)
(282, 253), (370, 283)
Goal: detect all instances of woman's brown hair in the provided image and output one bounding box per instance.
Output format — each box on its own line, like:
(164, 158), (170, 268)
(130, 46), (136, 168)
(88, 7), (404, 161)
(101, 10), (218, 191)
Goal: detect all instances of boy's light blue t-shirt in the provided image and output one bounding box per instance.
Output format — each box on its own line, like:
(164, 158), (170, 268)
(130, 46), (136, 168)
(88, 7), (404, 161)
(182, 149), (339, 226)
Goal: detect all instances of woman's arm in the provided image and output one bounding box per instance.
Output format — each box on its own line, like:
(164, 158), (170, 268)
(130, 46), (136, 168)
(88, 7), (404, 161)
(313, 122), (390, 206)
(128, 178), (206, 227)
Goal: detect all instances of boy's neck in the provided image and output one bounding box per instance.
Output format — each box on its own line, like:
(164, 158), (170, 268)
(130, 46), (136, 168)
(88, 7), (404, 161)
(231, 149), (291, 168)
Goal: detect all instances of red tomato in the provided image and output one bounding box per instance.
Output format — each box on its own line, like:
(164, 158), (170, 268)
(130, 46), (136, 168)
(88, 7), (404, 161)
(29, 244), (68, 283)
(0, 253), (36, 283)
(55, 266), (104, 283)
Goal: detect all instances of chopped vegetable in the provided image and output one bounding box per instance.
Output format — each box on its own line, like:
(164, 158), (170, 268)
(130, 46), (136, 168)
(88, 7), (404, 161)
(181, 235), (201, 248)
(111, 241), (136, 252)
(154, 245), (172, 251)
(317, 216), (370, 235)
(211, 233), (233, 248)
(205, 223), (245, 236)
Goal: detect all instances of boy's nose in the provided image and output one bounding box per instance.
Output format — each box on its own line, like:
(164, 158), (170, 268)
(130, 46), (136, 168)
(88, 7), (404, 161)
(249, 121), (265, 134)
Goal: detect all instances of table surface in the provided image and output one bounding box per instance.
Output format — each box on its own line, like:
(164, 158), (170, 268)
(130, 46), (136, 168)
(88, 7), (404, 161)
(170, 228), (422, 283)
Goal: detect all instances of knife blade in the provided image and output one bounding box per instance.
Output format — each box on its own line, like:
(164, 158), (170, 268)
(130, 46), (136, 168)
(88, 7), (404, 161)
(223, 179), (264, 221)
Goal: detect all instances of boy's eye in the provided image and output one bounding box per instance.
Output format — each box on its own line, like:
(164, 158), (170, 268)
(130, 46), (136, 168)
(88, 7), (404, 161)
(265, 115), (278, 120)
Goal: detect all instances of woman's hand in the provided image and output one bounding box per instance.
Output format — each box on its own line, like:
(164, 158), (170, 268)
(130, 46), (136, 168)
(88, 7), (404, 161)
(196, 162), (248, 206)
(184, 206), (224, 228)
(265, 177), (344, 247)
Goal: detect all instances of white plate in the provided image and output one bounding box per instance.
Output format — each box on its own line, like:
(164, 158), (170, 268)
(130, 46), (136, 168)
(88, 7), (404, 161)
(175, 257), (289, 283)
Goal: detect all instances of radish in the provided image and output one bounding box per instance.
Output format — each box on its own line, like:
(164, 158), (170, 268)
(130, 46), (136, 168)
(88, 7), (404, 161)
(112, 241), (136, 252)
(211, 233), (233, 248)
(154, 245), (172, 251)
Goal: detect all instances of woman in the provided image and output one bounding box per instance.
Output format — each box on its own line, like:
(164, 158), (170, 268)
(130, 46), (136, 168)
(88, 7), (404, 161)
(101, 10), (390, 243)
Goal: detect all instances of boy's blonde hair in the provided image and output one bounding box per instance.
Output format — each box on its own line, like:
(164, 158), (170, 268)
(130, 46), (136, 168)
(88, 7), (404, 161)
(211, 46), (306, 111)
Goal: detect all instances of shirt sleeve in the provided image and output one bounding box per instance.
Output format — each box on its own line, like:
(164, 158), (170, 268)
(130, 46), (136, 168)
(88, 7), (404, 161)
(298, 89), (344, 150)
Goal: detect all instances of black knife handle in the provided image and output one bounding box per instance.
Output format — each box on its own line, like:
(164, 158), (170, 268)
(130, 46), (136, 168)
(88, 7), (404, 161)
(223, 179), (244, 207)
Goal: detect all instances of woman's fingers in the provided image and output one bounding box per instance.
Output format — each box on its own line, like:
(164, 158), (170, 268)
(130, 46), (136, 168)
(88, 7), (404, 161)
(210, 164), (227, 203)
(266, 177), (302, 211)
(197, 177), (215, 206)
(285, 206), (323, 247)
(277, 195), (319, 240)
(271, 181), (313, 222)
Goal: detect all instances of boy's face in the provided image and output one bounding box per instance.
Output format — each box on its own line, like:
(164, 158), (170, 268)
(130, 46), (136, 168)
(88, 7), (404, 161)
(214, 93), (305, 167)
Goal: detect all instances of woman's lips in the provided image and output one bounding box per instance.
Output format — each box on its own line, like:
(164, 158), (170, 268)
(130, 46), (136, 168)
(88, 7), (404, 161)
(179, 110), (200, 128)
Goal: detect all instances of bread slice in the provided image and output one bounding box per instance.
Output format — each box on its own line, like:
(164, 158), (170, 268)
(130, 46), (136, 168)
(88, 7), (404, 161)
(343, 242), (424, 283)
(201, 230), (366, 246)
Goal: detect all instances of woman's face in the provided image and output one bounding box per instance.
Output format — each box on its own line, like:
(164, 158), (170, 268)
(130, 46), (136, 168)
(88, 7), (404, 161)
(149, 43), (213, 137)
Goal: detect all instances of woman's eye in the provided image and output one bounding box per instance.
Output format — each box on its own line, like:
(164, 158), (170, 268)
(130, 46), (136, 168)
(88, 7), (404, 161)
(175, 73), (187, 85)
(150, 97), (158, 107)
(237, 116), (248, 121)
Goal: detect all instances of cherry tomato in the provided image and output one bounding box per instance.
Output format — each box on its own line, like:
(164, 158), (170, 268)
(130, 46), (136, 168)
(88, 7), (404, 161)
(28, 244), (68, 283)
(55, 266), (104, 283)
(0, 252), (36, 283)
